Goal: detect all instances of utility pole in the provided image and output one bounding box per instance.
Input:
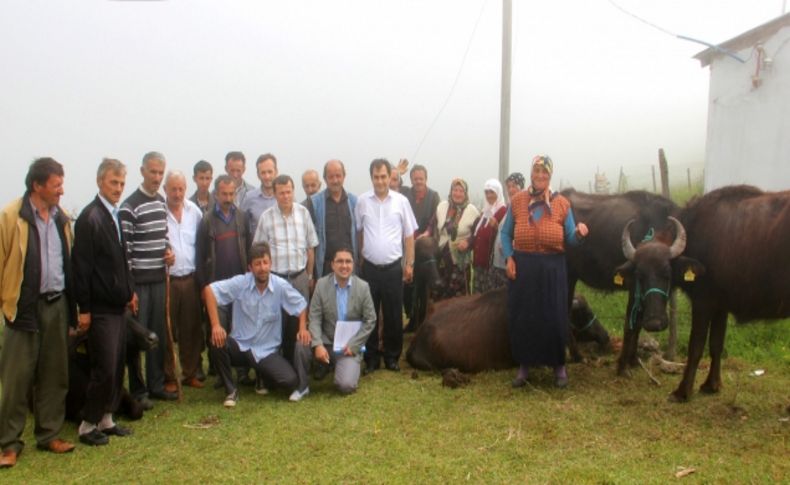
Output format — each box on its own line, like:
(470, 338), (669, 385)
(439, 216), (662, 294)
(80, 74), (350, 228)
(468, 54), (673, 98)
(499, 0), (512, 182)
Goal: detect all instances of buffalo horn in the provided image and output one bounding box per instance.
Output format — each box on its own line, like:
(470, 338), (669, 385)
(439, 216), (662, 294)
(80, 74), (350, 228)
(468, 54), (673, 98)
(667, 216), (687, 258)
(621, 220), (636, 261)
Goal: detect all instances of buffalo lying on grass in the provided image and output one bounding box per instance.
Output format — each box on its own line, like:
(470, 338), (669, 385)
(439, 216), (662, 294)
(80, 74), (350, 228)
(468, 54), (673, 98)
(406, 288), (610, 375)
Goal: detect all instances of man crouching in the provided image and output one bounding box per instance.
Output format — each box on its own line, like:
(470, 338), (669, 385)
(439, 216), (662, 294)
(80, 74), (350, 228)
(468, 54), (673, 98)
(204, 242), (310, 407)
(303, 247), (376, 394)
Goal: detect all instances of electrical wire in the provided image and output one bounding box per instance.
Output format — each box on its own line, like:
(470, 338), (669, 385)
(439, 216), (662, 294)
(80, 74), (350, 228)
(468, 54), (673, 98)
(607, 0), (746, 63)
(411, 0), (490, 163)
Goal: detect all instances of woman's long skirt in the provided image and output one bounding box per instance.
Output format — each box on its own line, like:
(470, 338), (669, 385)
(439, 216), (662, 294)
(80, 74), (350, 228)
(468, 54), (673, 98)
(507, 251), (569, 367)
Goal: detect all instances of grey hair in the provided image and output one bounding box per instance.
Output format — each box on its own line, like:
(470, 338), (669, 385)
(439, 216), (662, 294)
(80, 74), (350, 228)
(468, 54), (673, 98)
(142, 151), (166, 167)
(97, 158), (126, 182)
(164, 170), (186, 186)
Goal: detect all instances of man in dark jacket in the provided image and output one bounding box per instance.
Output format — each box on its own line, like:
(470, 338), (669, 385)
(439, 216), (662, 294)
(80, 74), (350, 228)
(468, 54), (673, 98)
(0, 158), (77, 468)
(72, 158), (135, 447)
(196, 175), (252, 385)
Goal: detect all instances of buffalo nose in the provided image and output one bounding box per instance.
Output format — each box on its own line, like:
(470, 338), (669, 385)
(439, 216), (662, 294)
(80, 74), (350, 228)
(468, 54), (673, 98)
(642, 317), (668, 333)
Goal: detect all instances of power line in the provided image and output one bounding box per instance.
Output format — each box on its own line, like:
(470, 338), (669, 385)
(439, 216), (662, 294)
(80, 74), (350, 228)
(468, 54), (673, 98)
(411, 0), (490, 163)
(607, 0), (746, 63)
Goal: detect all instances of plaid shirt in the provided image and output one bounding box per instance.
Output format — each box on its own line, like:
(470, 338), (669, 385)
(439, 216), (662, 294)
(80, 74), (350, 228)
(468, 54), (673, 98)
(253, 203), (318, 273)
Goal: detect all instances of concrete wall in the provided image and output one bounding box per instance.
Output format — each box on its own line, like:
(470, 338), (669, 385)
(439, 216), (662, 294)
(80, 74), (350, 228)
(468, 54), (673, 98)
(703, 26), (790, 192)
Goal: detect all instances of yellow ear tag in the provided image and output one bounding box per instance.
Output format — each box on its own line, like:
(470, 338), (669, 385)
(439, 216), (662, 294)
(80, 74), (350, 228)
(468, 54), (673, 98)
(613, 273), (624, 286)
(684, 268), (696, 282)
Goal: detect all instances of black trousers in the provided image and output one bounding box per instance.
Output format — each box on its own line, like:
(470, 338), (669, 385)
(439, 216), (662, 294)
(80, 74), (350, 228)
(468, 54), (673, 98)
(83, 312), (126, 424)
(362, 259), (404, 365)
(209, 337), (306, 394)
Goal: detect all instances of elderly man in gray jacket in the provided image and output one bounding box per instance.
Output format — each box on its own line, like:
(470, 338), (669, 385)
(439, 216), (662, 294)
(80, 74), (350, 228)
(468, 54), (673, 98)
(295, 246), (375, 394)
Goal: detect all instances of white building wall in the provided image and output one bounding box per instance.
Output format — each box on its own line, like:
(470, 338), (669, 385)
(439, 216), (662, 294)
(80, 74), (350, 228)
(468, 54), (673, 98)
(704, 26), (790, 192)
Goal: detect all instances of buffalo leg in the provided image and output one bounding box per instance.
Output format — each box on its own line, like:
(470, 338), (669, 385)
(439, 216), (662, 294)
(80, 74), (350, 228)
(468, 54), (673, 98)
(566, 278), (582, 362)
(700, 307), (728, 394)
(670, 301), (712, 402)
(617, 297), (640, 375)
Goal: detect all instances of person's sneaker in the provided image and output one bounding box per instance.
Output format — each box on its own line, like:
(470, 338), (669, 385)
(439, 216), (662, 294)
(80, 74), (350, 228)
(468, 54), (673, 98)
(288, 387), (310, 402)
(223, 390), (239, 408)
(254, 376), (269, 396)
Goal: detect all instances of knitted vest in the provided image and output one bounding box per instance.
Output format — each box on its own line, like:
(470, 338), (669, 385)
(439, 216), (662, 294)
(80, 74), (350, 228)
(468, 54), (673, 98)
(511, 192), (570, 254)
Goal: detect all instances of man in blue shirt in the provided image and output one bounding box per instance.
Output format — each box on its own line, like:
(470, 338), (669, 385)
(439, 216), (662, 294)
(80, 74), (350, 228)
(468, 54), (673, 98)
(203, 242), (311, 406)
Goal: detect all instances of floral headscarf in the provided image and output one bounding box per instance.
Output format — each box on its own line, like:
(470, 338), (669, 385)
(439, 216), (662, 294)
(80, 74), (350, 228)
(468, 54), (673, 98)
(474, 179), (505, 236)
(443, 178), (469, 241)
(528, 155), (555, 224)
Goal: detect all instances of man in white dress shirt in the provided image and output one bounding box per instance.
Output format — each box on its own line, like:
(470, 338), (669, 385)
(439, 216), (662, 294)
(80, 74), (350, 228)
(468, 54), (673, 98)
(354, 159), (417, 373)
(164, 171), (205, 388)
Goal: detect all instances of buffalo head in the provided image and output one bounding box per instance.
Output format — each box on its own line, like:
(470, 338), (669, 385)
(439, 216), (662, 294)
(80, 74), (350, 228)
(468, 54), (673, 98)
(414, 236), (442, 290)
(615, 217), (703, 332)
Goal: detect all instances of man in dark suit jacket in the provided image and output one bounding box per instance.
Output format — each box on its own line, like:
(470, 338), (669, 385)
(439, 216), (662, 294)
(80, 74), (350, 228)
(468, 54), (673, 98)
(296, 247), (376, 394)
(72, 158), (135, 447)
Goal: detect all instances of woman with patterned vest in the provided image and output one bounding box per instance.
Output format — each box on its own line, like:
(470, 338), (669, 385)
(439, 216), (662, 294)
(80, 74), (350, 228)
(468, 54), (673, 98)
(433, 179), (479, 300)
(500, 156), (588, 388)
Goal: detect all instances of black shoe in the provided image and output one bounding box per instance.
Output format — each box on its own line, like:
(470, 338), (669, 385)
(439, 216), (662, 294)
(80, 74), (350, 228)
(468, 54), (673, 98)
(384, 361), (401, 372)
(511, 377), (527, 388)
(237, 372), (255, 386)
(363, 361), (379, 375)
(555, 376), (569, 389)
(313, 363), (330, 381)
(79, 429), (109, 447)
(196, 368), (207, 382)
(136, 397), (154, 411)
(101, 425), (133, 437)
(150, 390), (178, 401)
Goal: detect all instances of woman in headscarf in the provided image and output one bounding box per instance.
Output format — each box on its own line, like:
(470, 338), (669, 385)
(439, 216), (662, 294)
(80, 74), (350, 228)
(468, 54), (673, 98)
(470, 179), (508, 293)
(500, 156), (588, 388)
(433, 178), (479, 300)
(505, 172), (525, 200)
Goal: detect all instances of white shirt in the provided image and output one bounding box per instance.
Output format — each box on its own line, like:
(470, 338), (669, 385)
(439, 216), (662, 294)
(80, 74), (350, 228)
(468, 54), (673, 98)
(354, 189), (417, 265)
(98, 193), (122, 241)
(166, 199), (202, 277)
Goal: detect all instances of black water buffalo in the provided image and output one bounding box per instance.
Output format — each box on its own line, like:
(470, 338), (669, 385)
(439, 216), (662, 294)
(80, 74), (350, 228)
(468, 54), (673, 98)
(617, 185), (790, 402)
(404, 236), (442, 332)
(65, 312), (158, 421)
(562, 189), (678, 372)
(406, 287), (609, 373)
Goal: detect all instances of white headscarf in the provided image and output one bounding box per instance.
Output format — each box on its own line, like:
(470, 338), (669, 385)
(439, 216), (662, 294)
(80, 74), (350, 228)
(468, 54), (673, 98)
(474, 179), (506, 236)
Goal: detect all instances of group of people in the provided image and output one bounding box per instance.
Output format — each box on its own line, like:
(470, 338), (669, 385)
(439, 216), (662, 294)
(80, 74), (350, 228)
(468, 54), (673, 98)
(0, 151), (587, 468)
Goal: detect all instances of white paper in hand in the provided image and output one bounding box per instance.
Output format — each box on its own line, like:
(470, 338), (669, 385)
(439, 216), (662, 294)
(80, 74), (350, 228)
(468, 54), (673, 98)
(333, 320), (362, 353)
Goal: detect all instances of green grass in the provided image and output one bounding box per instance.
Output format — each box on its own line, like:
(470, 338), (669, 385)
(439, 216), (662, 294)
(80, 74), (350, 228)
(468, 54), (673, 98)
(3, 288), (789, 483)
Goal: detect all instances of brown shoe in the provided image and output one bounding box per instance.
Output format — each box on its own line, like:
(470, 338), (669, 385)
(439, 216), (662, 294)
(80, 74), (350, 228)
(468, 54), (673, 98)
(37, 438), (76, 454)
(164, 381), (178, 393)
(181, 377), (204, 389)
(0, 450), (17, 468)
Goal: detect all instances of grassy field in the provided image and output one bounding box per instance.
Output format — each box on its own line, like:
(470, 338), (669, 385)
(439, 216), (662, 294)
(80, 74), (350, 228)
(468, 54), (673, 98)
(4, 183), (789, 483)
(2, 284), (789, 484)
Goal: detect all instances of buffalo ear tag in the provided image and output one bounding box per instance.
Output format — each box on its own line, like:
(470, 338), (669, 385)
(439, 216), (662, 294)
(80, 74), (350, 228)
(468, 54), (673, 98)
(684, 268), (696, 282)
(614, 273), (624, 286)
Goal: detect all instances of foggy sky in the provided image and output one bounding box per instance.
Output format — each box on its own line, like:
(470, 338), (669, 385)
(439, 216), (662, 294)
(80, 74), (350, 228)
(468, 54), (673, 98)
(0, 0), (784, 211)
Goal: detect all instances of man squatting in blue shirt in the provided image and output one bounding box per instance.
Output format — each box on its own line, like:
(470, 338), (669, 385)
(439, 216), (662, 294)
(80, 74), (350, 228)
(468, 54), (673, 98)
(202, 241), (311, 407)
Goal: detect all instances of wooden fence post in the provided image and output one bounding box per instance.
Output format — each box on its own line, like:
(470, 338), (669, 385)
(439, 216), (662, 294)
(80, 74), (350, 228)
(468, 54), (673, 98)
(658, 148), (678, 360)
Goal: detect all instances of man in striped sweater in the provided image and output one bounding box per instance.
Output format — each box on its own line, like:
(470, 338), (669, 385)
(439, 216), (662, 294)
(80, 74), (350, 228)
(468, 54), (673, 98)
(120, 152), (176, 407)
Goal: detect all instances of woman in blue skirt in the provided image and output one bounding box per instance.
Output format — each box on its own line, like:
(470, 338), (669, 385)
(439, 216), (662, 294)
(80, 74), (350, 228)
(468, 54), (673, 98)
(500, 156), (588, 388)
